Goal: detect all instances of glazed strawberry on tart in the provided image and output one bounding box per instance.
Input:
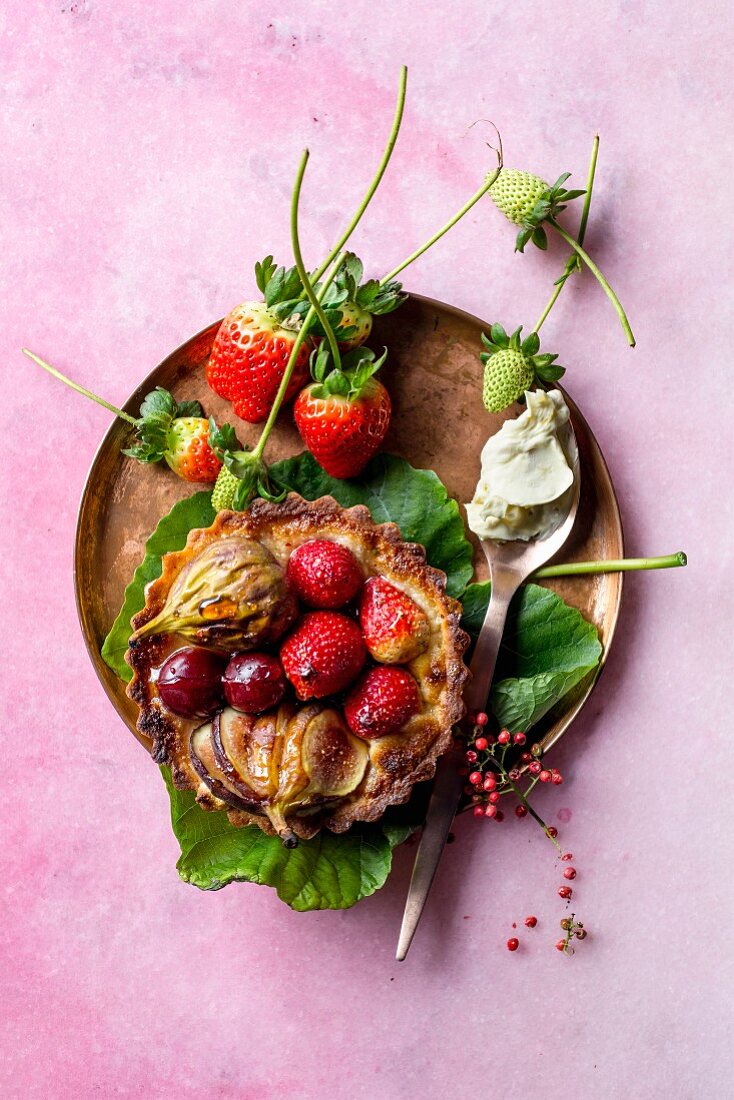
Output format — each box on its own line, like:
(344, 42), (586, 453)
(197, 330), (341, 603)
(126, 494), (469, 846)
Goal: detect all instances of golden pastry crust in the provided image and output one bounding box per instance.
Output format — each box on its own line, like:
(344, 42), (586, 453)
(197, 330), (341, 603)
(126, 494), (470, 839)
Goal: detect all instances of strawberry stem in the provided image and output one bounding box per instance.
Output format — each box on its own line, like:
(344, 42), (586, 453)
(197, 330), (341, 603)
(533, 551), (687, 578)
(251, 67), (409, 463)
(290, 149), (342, 374)
(534, 135), (599, 333)
(547, 217), (636, 347)
(308, 66), (408, 288)
(22, 349), (139, 426)
(379, 161), (503, 286)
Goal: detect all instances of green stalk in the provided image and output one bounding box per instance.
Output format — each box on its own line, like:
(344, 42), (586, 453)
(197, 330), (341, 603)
(290, 150), (342, 373)
(252, 67), (408, 461)
(548, 217), (636, 347)
(379, 162), (503, 285)
(534, 135), (599, 333)
(309, 66), (408, 288)
(22, 349), (139, 426)
(533, 552), (687, 579)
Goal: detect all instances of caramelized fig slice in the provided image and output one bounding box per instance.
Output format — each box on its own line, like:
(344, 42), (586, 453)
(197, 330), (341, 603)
(213, 706), (284, 802)
(189, 720), (260, 812)
(265, 705), (318, 846)
(301, 708), (369, 799)
(134, 536), (297, 650)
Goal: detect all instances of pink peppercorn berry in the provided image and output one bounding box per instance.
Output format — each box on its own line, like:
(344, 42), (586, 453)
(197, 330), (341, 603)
(528, 761), (542, 776)
(513, 732), (526, 745)
(551, 770), (563, 785)
(497, 730), (511, 745)
(539, 770), (552, 783)
(465, 750), (478, 764)
(469, 771), (483, 786)
(547, 826), (559, 838)
(556, 940), (567, 952)
(483, 773), (497, 791)
(474, 737), (488, 752)
(515, 804), (528, 818)
(524, 916), (538, 928)
(485, 805), (497, 819)
(472, 805), (485, 818)
(561, 852), (573, 861)
(563, 868), (577, 880)
(475, 712), (488, 726)
(558, 886), (573, 899)
(507, 938), (519, 951)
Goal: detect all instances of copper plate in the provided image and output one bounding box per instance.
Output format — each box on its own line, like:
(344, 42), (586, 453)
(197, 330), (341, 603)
(75, 294), (623, 755)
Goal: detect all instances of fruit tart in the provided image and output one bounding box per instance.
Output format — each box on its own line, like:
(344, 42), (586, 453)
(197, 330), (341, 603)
(126, 494), (469, 845)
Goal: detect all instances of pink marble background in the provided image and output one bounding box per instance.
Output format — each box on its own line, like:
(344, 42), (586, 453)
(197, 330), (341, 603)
(2, 2), (731, 1096)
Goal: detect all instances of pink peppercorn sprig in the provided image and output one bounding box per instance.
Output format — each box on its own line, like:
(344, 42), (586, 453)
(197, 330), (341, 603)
(460, 712), (564, 852)
(556, 914), (588, 954)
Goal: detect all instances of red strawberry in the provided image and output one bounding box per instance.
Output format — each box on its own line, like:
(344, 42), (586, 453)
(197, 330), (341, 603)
(280, 611), (366, 700)
(295, 374), (391, 479)
(287, 540), (364, 609)
(164, 417), (223, 482)
(345, 666), (421, 739)
(207, 301), (312, 423)
(359, 576), (430, 663)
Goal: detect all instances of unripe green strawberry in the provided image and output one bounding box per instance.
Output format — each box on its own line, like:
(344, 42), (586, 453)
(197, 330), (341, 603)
(490, 169), (549, 226)
(479, 324), (565, 413)
(211, 464), (239, 511)
(482, 348), (535, 412)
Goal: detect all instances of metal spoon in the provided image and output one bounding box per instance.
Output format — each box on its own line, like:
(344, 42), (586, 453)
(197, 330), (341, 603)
(396, 433), (581, 961)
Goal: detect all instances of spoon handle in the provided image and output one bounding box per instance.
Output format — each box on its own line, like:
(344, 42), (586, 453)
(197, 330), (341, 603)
(395, 566), (523, 961)
(465, 566), (523, 713)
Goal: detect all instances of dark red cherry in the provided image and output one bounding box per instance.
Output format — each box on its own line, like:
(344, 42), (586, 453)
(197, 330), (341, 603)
(223, 653), (286, 713)
(157, 647), (226, 718)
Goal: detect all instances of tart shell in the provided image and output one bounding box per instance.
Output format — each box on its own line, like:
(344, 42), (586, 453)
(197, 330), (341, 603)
(126, 494), (470, 839)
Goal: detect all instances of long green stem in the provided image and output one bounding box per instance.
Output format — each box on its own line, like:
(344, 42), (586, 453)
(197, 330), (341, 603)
(252, 69), (409, 462)
(534, 136), (599, 333)
(379, 162), (502, 285)
(290, 150), (342, 372)
(309, 66), (408, 288)
(548, 217), (635, 347)
(252, 260), (342, 461)
(22, 349), (139, 426)
(533, 552), (686, 579)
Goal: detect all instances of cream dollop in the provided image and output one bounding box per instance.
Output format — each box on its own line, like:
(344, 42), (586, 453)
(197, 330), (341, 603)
(466, 389), (577, 541)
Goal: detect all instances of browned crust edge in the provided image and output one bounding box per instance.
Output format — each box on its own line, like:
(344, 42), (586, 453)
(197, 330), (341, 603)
(126, 493), (470, 837)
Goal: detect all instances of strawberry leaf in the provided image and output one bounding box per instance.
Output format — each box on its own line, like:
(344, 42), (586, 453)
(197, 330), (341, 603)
(254, 255), (278, 295)
(490, 323), (508, 347)
(535, 363), (566, 382)
(175, 399), (204, 418)
(531, 226), (548, 250)
(522, 332), (540, 357)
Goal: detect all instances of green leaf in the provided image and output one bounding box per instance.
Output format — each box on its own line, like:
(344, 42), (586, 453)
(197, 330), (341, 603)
(139, 387), (176, 422)
(100, 491), (216, 681)
(175, 400), (204, 419)
(208, 420), (238, 456)
(522, 331), (540, 357)
(254, 255), (277, 294)
(490, 322), (508, 347)
(271, 452), (474, 597)
(459, 582), (602, 730)
(164, 768), (408, 909)
(535, 363), (566, 383)
(531, 226), (548, 250)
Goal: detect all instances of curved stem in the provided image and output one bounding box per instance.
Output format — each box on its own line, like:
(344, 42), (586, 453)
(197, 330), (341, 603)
(548, 217), (636, 347)
(533, 552), (687, 579)
(290, 150), (342, 372)
(252, 67), (409, 463)
(534, 135), (599, 333)
(252, 259), (342, 461)
(309, 65), (408, 288)
(22, 349), (138, 426)
(380, 163), (502, 286)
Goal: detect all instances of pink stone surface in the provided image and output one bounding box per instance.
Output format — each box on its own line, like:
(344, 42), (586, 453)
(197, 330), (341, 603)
(1, 3), (731, 1097)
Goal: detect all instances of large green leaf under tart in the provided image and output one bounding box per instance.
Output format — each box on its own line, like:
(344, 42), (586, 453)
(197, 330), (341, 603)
(101, 452), (602, 909)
